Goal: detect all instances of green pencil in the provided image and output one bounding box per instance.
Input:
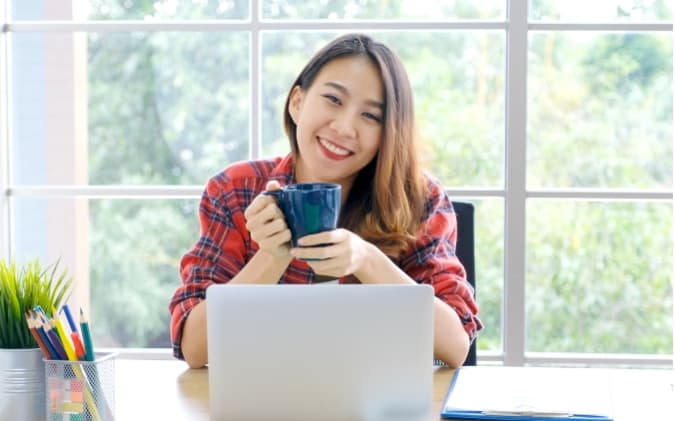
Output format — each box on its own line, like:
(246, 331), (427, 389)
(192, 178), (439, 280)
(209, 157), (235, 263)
(79, 308), (95, 361)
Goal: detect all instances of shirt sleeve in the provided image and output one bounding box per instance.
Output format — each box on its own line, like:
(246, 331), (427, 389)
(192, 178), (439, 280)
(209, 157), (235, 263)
(399, 181), (483, 342)
(168, 174), (251, 360)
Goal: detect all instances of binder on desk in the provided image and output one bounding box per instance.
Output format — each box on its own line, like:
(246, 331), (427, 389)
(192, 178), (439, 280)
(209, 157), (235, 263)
(441, 366), (614, 421)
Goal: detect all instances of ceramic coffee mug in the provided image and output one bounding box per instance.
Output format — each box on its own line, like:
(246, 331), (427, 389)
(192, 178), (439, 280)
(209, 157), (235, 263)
(264, 183), (341, 247)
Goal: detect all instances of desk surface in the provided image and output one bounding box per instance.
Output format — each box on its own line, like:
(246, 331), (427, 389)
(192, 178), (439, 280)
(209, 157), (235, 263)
(114, 360), (673, 420)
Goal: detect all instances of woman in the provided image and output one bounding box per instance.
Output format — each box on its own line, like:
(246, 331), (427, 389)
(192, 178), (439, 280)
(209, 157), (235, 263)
(169, 33), (482, 369)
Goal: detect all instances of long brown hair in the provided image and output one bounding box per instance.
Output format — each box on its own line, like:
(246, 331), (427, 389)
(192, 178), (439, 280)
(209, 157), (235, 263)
(283, 33), (425, 257)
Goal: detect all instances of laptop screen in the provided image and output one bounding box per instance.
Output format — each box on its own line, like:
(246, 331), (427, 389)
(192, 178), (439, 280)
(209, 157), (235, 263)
(206, 284), (434, 421)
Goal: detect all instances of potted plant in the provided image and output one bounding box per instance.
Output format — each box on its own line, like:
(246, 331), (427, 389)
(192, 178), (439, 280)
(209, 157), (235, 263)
(0, 258), (73, 420)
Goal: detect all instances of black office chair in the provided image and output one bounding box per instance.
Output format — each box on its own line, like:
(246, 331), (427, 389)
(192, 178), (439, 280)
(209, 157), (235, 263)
(451, 201), (477, 366)
(432, 200), (477, 367)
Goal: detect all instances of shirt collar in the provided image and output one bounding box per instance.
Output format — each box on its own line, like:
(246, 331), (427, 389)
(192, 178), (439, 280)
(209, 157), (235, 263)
(269, 153), (296, 186)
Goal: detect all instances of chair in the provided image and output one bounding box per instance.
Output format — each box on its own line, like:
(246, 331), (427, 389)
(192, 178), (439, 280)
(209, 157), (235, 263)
(451, 201), (477, 366)
(432, 200), (477, 367)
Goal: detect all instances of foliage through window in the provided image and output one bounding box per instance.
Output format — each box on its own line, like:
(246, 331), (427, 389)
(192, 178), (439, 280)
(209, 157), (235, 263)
(4, 0), (672, 359)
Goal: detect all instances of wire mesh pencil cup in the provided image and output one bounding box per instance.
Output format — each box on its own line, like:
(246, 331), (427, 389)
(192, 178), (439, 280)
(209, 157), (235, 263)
(45, 352), (117, 421)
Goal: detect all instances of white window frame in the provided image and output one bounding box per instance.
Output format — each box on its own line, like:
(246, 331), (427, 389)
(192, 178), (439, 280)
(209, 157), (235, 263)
(0, 0), (672, 365)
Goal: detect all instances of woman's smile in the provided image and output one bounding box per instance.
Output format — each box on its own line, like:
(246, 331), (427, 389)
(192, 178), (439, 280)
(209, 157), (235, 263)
(318, 137), (353, 160)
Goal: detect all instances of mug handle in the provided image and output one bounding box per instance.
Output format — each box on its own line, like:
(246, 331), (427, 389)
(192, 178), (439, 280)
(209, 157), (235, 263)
(262, 189), (284, 201)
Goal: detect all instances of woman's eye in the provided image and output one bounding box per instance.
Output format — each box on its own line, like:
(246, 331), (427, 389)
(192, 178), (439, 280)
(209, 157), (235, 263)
(322, 94), (340, 104)
(363, 112), (382, 123)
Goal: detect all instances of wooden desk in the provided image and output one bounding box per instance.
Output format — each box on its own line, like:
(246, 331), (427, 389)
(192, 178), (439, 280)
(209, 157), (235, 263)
(114, 360), (673, 420)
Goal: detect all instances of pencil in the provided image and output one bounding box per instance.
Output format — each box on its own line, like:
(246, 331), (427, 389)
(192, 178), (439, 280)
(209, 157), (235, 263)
(72, 333), (86, 360)
(25, 311), (52, 359)
(61, 304), (87, 359)
(80, 308), (95, 362)
(40, 317), (68, 360)
(46, 313), (103, 421)
(50, 318), (78, 362)
(32, 312), (59, 360)
(51, 306), (78, 362)
(79, 308), (115, 420)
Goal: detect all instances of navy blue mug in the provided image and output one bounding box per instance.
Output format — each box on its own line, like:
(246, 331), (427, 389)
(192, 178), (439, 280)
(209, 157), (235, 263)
(263, 183), (341, 247)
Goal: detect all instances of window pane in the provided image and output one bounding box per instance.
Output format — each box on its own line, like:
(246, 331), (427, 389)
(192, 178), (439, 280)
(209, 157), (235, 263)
(528, 32), (672, 189)
(261, 31), (505, 188)
(12, 197), (198, 348)
(89, 199), (197, 347)
(262, 0), (505, 20)
(11, 31), (250, 185)
(530, 0), (672, 21)
(526, 200), (672, 354)
(11, 0), (250, 20)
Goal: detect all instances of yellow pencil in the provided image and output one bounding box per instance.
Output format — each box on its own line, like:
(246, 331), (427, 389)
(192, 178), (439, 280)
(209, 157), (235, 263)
(51, 316), (77, 361)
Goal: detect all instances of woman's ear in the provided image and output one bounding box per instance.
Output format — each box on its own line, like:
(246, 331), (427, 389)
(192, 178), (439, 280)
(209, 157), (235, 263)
(288, 85), (304, 124)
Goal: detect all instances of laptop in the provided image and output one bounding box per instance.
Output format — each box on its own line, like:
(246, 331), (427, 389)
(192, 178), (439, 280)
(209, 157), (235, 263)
(206, 283), (434, 421)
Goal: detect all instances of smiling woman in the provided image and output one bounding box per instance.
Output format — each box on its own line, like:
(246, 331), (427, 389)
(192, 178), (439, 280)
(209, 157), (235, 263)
(170, 33), (482, 369)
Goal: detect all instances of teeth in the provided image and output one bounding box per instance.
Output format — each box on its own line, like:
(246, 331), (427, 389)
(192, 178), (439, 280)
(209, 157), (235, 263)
(319, 138), (350, 156)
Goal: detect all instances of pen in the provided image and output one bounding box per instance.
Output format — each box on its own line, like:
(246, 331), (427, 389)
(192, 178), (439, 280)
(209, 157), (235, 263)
(61, 304), (79, 333)
(481, 412), (610, 420)
(482, 409), (572, 417)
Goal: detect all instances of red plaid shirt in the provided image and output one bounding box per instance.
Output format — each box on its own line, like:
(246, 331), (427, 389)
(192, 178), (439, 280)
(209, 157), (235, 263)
(169, 154), (482, 359)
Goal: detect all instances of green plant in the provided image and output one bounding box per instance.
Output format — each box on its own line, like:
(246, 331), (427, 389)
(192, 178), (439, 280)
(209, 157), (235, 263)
(0, 258), (73, 348)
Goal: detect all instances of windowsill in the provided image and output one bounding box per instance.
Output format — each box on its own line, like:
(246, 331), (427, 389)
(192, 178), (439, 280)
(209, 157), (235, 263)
(102, 347), (674, 368)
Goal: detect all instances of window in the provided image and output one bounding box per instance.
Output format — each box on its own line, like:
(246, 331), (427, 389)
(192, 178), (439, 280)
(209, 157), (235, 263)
(1, 0), (671, 365)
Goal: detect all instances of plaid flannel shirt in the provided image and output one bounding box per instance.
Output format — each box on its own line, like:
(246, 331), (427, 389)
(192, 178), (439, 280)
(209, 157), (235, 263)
(169, 154), (482, 359)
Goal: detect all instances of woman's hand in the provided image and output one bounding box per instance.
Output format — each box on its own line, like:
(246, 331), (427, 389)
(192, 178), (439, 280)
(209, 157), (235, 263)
(244, 181), (292, 258)
(290, 228), (377, 280)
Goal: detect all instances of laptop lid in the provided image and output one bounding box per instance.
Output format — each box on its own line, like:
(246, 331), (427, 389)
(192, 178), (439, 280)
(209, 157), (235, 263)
(206, 284), (434, 421)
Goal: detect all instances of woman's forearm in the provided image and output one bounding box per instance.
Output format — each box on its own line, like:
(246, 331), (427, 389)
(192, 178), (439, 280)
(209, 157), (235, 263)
(181, 250), (292, 368)
(354, 242), (470, 367)
(432, 298), (470, 368)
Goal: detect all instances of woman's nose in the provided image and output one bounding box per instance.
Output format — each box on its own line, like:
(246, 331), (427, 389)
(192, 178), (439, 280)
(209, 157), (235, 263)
(329, 111), (357, 138)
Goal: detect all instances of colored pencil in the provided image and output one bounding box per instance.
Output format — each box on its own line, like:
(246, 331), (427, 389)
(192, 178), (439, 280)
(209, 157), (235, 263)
(79, 308), (95, 362)
(50, 318), (77, 361)
(31, 312), (59, 359)
(40, 307), (102, 421)
(41, 317), (68, 360)
(79, 308), (114, 420)
(60, 304), (87, 360)
(25, 311), (52, 359)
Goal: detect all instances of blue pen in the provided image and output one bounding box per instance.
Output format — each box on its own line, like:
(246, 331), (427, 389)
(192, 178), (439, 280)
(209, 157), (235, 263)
(61, 304), (79, 334)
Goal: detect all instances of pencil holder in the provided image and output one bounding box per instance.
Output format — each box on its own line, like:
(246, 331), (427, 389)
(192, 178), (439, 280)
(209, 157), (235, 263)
(44, 352), (117, 421)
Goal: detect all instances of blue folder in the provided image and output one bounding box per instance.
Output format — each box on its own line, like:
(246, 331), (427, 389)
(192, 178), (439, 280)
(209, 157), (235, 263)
(440, 367), (614, 421)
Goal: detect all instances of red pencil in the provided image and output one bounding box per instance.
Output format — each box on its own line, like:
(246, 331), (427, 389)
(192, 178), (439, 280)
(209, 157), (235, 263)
(71, 332), (86, 360)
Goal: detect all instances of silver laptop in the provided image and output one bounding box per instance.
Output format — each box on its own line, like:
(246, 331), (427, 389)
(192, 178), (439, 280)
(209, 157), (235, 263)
(206, 284), (434, 421)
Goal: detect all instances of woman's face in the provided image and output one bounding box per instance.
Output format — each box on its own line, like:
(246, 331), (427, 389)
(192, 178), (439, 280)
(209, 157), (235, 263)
(288, 55), (384, 191)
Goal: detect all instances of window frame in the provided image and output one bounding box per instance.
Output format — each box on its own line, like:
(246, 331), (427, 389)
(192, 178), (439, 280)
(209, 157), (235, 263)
(0, 0), (672, 366)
